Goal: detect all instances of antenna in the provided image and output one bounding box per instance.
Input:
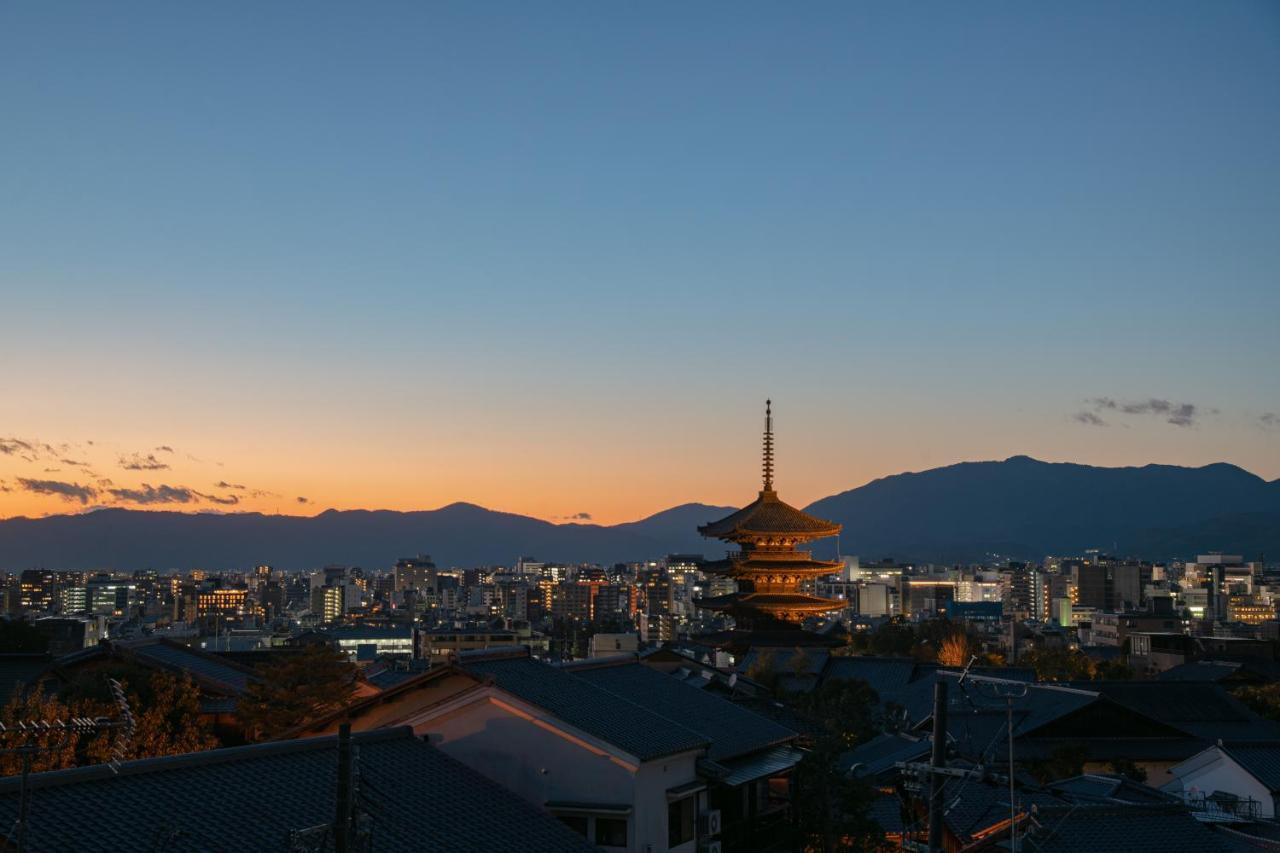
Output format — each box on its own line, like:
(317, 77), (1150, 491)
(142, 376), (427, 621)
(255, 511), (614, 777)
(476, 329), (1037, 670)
(1, 678), (134, 851)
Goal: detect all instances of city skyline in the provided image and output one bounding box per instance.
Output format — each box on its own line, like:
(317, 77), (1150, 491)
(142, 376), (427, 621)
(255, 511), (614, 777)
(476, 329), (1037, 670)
(4, 2), (1279, 523)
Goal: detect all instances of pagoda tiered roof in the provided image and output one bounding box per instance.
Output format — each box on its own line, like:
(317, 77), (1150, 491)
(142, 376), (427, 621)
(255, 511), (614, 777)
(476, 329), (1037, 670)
(697, 489), (841, 541)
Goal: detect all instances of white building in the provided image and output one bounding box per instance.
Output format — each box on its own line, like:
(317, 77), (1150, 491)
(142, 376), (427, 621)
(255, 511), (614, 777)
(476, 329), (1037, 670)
(1165, 742), (1280, 819)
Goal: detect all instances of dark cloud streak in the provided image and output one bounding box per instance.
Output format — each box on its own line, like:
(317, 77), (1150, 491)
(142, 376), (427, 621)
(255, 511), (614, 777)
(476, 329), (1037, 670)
(119, 453), (170, 471)
(16, 478), (99, 504)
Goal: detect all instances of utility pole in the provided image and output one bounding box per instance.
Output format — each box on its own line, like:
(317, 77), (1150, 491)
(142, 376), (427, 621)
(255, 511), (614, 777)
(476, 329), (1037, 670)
(927, 680), (948, 853)
(335, 723), (352, 853)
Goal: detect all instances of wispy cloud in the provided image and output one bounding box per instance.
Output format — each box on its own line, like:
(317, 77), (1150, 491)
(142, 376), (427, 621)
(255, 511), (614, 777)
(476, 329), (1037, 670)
(0, 438), (37, 457)
(155, 445), (175, 453)
(215, 481), (247, 491)
(17, 478), (99, 504)
(107, 483), (198, 504)
(1081, 397), (1211, 428)
(59, 458), (90, 468)
(1261, 413), (1280, 431)
(296, 496), (310, 504)
(119, 452), (170, 471)
(202, 492), (240, 506)
(1072, 411), (1108, 427)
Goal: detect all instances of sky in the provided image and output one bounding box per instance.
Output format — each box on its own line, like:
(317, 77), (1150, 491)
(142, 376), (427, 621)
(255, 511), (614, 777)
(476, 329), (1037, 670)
(2, 2), (1278, 524)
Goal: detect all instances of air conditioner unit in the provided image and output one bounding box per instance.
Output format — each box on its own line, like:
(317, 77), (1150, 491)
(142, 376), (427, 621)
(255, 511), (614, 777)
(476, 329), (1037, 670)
(698, 809), (722, 837)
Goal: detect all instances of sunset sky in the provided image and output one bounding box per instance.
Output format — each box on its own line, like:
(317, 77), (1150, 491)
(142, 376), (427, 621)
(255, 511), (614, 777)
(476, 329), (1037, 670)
(3, 2), (1278, 524)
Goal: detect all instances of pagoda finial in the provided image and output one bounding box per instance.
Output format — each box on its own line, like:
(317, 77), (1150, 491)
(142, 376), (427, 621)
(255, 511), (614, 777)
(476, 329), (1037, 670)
(762, 399), (774, 491)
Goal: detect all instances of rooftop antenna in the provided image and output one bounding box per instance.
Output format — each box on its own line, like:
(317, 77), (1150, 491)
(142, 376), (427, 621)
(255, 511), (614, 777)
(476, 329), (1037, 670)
(1, 678), (134, 852)
(762, 399), (774, 492)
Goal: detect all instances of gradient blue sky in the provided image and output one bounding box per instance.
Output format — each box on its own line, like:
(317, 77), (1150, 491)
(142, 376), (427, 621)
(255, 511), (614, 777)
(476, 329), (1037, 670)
(2, 2), (1278, 523)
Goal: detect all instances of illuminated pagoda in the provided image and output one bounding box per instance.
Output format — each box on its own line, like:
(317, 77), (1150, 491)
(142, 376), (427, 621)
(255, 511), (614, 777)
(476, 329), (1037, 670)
(695, 401), (843, 629)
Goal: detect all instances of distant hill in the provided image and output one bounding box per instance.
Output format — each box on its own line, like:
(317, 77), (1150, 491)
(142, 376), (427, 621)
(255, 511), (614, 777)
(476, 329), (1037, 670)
(805, 456), (1280, 563)
(2, 456), (1278, 570)
(0, 501), (735, 571)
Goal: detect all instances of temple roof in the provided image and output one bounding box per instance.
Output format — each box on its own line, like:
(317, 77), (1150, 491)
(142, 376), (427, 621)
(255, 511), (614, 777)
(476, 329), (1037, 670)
(698, 489), (841, 540)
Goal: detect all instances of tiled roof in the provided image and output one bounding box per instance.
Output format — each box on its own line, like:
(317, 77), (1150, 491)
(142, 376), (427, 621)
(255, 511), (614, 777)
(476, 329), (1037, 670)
(1047, 773), (1179, 805)
(1073, 680), (1280, 741)
(842, 732), (930, 779)
(945, 783), (1066, 844)
(366, 667), (425, 691)
(129, 640), (255, 693)
(1157, 661), (1242, 682)
(48, 640), (257, 696)
(709, 745), (805, 786)
(460, 652), (709, 761)
(698, 490), (841, 540)
(1020, 803), (1236, 852)
(1221, 742), (1280, 791)
(0, 727), (598, 852)
(569, 660), (796, 761)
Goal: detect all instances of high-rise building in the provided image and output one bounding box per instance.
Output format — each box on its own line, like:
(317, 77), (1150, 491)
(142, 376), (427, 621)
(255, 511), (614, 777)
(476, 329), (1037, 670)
(391, 555), (437, 594)
(19, 570), (57, 611)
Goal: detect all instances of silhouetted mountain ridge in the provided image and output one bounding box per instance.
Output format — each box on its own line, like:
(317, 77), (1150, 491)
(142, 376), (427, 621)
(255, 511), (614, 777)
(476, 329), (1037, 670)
(1, 457), (1278, 569)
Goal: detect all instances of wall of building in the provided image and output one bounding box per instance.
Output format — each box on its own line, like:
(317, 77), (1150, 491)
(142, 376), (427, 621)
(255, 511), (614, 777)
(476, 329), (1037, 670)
(1170, 751), (1274, 819)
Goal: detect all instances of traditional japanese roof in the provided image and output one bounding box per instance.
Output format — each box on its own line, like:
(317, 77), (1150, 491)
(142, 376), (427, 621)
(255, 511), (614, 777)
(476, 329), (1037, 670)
(1019, 804), (1236, 853)
(460, 650), (710, 761)
(47, 638), (256, 697)
(698, 490), (841, 541)
(842, 732), (931, 779)
(1219, 742), (1280, 792)
(565, 658), (797, 761)
(1047, 773), (1179, 805)
(0, 727), (599, 853)
(1068, 680), (1280, 742)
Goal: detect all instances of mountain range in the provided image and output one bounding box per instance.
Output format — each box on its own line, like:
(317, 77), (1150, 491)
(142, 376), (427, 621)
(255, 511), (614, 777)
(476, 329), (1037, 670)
(1, 456), (1278, 570)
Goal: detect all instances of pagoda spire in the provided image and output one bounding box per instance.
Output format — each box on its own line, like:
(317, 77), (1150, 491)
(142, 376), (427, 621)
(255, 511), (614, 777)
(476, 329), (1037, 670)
(762, 399), (774, 491)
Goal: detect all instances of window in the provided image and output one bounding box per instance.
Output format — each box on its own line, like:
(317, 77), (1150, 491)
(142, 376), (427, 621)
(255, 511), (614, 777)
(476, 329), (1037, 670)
(558, 815), (588, 837)
(668, 796), (696, 847)
(595, 817), (627, 847)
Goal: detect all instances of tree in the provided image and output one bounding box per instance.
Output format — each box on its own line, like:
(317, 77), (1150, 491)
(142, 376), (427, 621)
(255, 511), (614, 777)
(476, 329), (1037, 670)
(1026, 743), (1087, 783)
(1021, 647), (1095, 681)
(1109, 759), (1147, 783)
(788, 646), (814, 677)
(0, 689), (86, 775)
(745, 648), (780, 695)
(1092, 659), (1135, 681)
(1232, 684), (1280, 721)
(0, 669), (218, 775)
(791, 679), (885, 850)
(937, 631), (975, 668)
(238, 644), (358, 740)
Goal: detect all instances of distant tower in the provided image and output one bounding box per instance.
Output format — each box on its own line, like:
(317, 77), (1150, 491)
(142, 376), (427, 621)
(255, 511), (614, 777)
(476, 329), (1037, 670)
(695, 401), (843, 628)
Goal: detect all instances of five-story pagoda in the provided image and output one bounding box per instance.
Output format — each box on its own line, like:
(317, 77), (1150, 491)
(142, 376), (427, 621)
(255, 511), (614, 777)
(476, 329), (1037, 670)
(695, 401), (843, 628)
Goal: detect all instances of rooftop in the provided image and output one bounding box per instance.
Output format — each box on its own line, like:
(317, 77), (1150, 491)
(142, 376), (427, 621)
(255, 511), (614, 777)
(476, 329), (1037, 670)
(0, 727), (598, 853)
(698, 489), (840, 541)
(566, 657), (797, 761)
(459, 649), (710, 761)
